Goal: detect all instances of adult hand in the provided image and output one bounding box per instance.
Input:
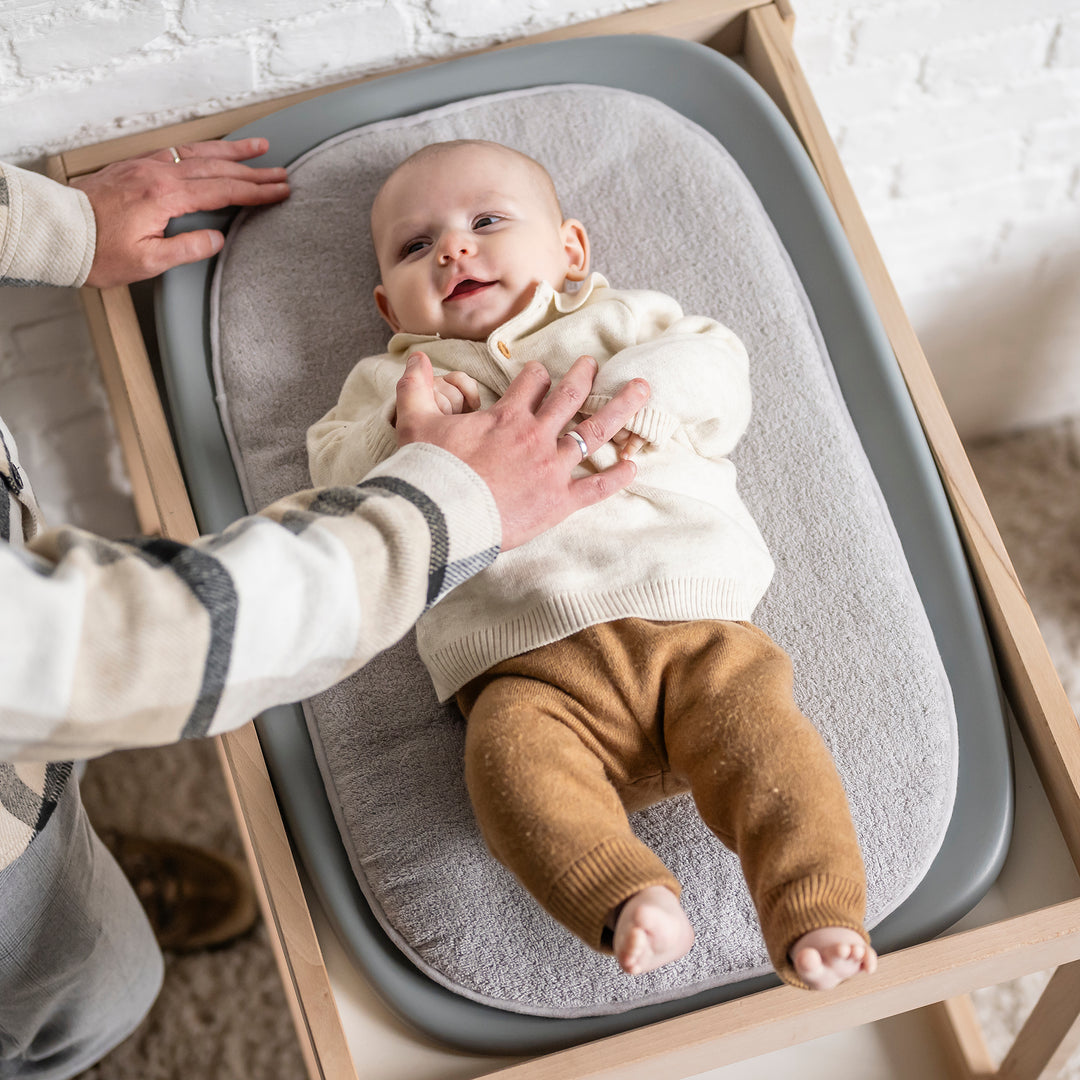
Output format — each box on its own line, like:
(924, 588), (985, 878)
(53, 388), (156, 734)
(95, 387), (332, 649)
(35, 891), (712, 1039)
(394, 352), (650, 551)
(71, 137), (290, 288)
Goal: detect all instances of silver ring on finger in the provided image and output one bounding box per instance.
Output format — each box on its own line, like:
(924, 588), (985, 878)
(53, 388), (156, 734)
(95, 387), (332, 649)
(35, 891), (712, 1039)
(167, 146), (182, 164)
(562, 429), (589, 462)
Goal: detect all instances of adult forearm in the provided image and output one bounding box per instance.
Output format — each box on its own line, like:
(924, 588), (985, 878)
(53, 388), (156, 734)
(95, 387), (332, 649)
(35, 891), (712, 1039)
(0, 443), (500, 762)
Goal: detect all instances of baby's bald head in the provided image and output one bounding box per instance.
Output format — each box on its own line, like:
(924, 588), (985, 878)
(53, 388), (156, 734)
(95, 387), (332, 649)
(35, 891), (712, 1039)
(370, 140), (563, 257)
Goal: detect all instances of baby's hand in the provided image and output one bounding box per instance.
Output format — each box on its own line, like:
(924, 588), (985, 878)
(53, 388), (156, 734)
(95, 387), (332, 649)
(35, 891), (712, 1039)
(612, 427), (647, 460)
(433, 371), (481, 416)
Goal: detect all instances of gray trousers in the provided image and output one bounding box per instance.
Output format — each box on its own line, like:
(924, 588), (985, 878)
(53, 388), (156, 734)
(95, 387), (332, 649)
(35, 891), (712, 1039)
(0, 774), (163, 1079)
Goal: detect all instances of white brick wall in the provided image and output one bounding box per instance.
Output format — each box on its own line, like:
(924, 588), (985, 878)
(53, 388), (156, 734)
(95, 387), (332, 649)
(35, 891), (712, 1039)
(266, 3), (411, 80)
(181, 0), (343, 38)
(0, 0), (1078, 441)
(794, 0), (1080, 438)
(0, 0), (636, 161)
(14, 2), (169, 77)
(1055, 13), (1080, 66)
(850, 0), (1073, 57)
(2, 42), (258, 153)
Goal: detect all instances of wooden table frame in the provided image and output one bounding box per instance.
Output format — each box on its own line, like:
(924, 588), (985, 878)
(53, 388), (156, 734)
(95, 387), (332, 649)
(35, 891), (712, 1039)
(49, 1), (1080, 1077)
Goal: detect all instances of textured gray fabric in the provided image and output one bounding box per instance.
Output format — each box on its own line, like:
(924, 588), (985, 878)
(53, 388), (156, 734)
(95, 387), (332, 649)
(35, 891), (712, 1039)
(210, 85), (957, 1016)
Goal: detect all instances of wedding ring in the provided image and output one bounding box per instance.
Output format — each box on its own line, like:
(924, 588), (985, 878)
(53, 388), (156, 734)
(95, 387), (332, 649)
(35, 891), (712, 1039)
(562, 429), (589, 461)
(168, 146), (182, 164)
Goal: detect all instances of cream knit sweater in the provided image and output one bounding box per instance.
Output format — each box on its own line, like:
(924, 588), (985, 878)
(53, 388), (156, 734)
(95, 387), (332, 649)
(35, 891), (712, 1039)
(309, 274), (775, 700)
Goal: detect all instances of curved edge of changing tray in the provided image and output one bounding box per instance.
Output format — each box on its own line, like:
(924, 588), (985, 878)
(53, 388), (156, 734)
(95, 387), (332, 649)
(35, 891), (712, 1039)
(156, 34), (1013, 1056)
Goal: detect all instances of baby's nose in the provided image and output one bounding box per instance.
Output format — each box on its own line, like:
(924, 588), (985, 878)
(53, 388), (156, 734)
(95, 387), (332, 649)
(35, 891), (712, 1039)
(438, 233), (473, 263)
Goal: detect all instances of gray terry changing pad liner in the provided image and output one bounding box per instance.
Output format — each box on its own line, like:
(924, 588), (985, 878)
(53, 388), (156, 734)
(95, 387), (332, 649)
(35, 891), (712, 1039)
(156, 37), (1010, 1055)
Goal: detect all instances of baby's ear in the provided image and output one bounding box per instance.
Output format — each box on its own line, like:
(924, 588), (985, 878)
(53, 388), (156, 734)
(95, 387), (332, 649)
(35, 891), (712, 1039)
(561, 218), (589, 282)
(374, 283), (401, 332)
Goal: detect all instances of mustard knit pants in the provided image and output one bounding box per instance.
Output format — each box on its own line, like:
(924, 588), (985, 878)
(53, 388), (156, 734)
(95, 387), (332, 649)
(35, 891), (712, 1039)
(456, 618), (869, 987)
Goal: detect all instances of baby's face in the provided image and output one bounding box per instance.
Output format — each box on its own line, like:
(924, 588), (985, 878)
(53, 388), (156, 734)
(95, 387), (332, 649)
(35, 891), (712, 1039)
(371, 144), (588, 341)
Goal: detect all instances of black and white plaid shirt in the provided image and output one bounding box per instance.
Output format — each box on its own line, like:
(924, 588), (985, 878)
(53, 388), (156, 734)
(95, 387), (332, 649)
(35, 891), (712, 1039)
(0, 163), (500, 869)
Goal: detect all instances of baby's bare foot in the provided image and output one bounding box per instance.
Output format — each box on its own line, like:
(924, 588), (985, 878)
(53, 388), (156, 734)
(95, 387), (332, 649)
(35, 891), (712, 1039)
(612, 885), (695, 975)
(790, 927), (878, 990)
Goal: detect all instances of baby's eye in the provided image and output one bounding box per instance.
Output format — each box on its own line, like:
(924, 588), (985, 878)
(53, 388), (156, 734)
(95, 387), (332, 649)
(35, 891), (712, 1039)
(401, 238), (429, 258)
(473, 214), (501, 230)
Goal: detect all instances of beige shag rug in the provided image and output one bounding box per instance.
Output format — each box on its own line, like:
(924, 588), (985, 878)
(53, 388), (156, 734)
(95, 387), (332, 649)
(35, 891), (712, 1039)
(965, 416), (1080, 1073)
(78, 739), (306, 1080)
(76, 416), (1080, 1078)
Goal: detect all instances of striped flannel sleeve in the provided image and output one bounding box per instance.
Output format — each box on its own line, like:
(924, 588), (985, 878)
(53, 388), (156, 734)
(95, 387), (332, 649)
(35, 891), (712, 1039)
(0, 442), (500, 763)
(0, 162), (96, 288)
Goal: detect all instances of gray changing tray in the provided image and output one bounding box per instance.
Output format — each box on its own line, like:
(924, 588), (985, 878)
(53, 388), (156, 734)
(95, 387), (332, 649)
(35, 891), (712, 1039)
(155, 35), (1011, 1055)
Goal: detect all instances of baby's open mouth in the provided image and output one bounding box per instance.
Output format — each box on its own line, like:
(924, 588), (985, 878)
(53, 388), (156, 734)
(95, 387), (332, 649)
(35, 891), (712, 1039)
(445, 279), (495, 301)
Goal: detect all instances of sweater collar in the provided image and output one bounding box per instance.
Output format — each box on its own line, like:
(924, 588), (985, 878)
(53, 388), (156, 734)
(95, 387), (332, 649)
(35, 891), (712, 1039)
(386, 272), (610, 358)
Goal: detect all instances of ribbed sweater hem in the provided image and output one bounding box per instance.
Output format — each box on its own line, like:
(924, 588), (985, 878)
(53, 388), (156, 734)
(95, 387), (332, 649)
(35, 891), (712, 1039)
(425, 578), (758, 700)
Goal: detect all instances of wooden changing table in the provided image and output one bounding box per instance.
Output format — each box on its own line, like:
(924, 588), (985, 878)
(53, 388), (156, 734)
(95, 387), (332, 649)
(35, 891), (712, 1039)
(48, 1), (1080, 1077)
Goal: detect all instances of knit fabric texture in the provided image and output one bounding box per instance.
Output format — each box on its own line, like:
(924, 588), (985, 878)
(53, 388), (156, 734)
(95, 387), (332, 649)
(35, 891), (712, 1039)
(0, 163), (95, 288)
(209, 84), (957, 1016)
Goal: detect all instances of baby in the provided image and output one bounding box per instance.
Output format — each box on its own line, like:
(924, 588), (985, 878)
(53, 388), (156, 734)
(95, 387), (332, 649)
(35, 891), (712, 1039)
(308, 139), (878, 991)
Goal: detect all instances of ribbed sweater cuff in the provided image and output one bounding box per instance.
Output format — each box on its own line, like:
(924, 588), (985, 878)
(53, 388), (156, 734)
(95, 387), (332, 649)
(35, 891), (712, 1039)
(0, 165), (96, 287)
(364, 413), (399, 467)
(759, 874), (869, 989)
(581, 396), (678, 447)
(545, 835), (680, 952)
(360, 441), (502, 607)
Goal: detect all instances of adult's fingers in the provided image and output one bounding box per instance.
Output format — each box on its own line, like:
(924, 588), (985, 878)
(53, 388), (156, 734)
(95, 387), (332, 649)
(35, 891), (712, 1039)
(176, 157), (289, 185)
(533, 354), (597, 430)
(145, 137), (273, 164)
(496, 360), (553, 415)
(559, 377), (650, 462)
(394, 353), (442, 433)
(175, 176), (291, 214)
(566, 458), (639, 512)
(140, 230), (225, 276)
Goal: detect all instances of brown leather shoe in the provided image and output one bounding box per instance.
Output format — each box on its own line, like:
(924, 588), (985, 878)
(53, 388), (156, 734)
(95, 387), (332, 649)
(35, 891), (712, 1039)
(98, 830), (260, 952)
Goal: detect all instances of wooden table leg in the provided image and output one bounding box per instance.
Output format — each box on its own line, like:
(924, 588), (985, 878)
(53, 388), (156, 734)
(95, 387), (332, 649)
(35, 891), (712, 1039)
(928, 995), (997, 1079)
(997, 961), (1080, 1080)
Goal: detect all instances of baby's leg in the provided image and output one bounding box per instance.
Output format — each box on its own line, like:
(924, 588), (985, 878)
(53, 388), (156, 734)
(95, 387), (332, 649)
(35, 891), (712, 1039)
(664, 620), (872, 990)
(459, 668), (682, 957)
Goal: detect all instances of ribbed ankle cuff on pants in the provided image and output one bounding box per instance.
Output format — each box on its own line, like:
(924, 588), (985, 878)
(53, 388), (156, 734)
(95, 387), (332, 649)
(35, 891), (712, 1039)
(760, 874), (869, 988)
(544, 835), (681, 952)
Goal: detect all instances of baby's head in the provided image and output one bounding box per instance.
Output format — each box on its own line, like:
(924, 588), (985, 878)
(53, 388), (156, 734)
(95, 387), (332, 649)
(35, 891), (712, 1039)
(370, 140), (589, 341)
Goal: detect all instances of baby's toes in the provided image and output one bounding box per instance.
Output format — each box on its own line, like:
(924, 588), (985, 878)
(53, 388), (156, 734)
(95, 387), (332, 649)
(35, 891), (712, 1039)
(793, 946), (825, 981)
(620, 927), (648, 974)
(825, 942), (864, 977)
